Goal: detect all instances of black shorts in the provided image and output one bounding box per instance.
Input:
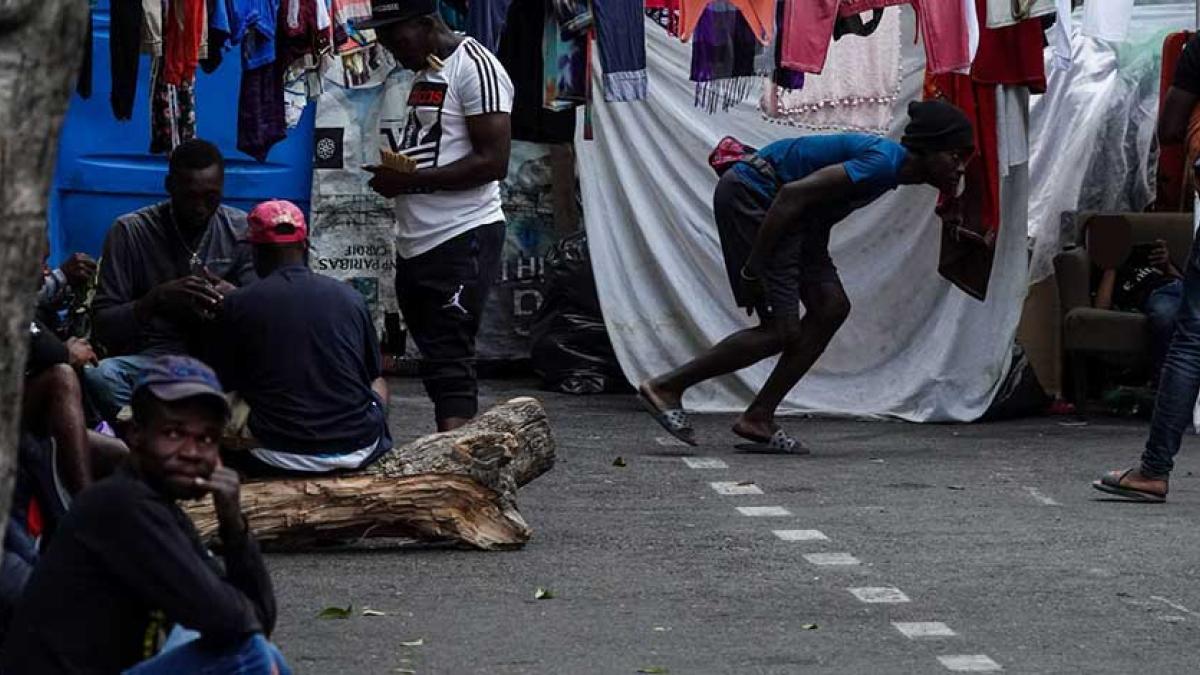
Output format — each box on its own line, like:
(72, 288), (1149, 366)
(713, 171), (840, 319)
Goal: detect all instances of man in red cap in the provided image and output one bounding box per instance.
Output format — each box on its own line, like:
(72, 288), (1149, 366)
(208, 200), (393, 475)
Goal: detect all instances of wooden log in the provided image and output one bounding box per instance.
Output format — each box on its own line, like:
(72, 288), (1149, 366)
(185, 397), (555, 551)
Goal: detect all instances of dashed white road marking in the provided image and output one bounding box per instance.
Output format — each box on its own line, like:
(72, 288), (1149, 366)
(773, 529), (828, 542)
(682, 457), (728, 469)
(1151, 596), (1197, 616)
(657, 436), (690, 447)
(937, 655), (1002, 671)
(1023, 487), (1061, 506)
(803, 552), (860, 566)
(848, 587), (910, 604)
(736, 506), (791, 517)
(710, 481), (764, 496)
(893, 622), (957, 639)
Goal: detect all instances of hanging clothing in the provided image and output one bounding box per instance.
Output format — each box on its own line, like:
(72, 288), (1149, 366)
(781, 0), (968, 76)
(230, 0), (280, 68)
(679, 0), (775, 45)
(164, 0), (206, 86)
(142, 0), (164, 56)
(925, 72), (999, 236)
(970, 0), (1045, 93)
(1081, 0), (1133, 43)
(956, 0), (978, 74)
(149, 57), (198, 154)
(238, 60), (287, 161)
(762, 6), (900, 134)
(201, 0), (233, 73)
(770, 0), (805, 91)
(496, 0), (576, 142)
(690, 4), (762, 113)
(541, 3), (588, 111)
(646, 0), (682, 38)
(79, 9), (94, 98)
(466, 0), (513, 51)
(1045, 0), (1071, 72)
(593, 0), (647, 101)
(995, 86), (1028, 176)
(110, 0), (143, 120)
(985, 0), (1053, 29)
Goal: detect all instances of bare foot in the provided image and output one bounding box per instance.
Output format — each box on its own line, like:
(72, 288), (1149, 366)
(732, 414), (777, 443)
(639, 378), (684, 412)
(1103, 468), (1168, 497)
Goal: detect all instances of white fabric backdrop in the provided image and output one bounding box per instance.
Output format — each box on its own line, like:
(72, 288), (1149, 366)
(578, 15), (1030, 422)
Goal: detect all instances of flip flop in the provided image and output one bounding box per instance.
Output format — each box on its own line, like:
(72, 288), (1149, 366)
(735, 428), (809, 455)
(638, 391), (697, 446)
(1091, 469), (1167, 503)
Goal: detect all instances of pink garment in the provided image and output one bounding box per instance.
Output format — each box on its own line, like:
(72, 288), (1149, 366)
(781, 0), (969, 75)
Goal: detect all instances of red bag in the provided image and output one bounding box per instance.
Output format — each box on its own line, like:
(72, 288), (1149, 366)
(708, 136), (759, 177)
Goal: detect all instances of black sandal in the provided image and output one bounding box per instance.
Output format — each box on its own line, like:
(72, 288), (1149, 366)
(1092, 469), (1167, 503)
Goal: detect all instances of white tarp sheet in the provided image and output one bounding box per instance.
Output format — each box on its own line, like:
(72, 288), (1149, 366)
(578, 16), (1030, 422)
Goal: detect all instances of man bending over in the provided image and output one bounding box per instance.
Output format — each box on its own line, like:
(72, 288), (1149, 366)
(640, 101), (975, 453)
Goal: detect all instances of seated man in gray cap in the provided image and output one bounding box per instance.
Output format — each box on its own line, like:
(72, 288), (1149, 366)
(3, 355), (289, 675)
(639, 100), (976, 454)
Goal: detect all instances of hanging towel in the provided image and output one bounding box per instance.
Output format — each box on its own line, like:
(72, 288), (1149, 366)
(970, 0), (1046, 93)
(594, 0), (648, 101)
(691, 3), (762, 113)
(1082, 0), (1133, 43)
(763, 6), (899, 134)
(680, 0), (775, 45)
(985, 0), (1054, 29)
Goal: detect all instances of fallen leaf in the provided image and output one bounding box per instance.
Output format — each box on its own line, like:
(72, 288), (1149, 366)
(637, 668), (669, 674)
(535, 588), (556, 600)
(400, 638), (424, 647)
(801, 623), (819, 630)
(362, 608), (387, 617)
(947, 485), (966, 491)
(317, 605), (353, 620)
(613, 457), (628, 467)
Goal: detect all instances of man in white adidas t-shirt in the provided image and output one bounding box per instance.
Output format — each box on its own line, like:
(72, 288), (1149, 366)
(361, 0), (514, 432)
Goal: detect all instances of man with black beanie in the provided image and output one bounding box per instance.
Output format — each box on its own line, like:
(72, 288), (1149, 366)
(640, 100), (975, 453)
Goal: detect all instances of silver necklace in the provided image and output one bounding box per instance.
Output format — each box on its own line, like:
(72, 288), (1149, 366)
(168, 207), (203, 272)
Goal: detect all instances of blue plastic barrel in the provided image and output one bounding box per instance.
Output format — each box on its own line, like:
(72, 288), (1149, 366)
(49, 0), (315, 266)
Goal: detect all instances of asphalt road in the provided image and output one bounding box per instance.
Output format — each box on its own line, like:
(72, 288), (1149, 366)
(268, 378), (1200, 674)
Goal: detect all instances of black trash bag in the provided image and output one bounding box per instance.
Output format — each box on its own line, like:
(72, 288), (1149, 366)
(530, 232), (626, 394)
(981, 344), (1051, 421)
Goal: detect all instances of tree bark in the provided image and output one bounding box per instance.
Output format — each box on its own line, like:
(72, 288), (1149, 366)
(184, 397), (557, 550)
(0, 0), (88, 558)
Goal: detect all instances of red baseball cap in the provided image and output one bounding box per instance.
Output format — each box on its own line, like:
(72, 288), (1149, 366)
(246, 200), (308, 245)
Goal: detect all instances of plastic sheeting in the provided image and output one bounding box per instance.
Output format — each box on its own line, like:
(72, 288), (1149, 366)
(1028, 3), (1193, 284)
(578, 14), (1030, 422)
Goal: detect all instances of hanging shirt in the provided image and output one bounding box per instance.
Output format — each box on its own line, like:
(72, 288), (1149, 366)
(229, 0), (280, 68)
(732, 134), (909, 221)
(970, 0), (1046, 93)
(164, 0), (206, 85)
(384, 37), (515, 259)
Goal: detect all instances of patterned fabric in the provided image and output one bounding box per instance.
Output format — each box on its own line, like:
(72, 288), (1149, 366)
(690, 2), (764, 113)
(148, 57), (197, 154)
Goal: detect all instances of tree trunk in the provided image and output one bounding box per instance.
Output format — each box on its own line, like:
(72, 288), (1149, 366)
(184, 397), (557, 550)
(0, 0), (88, 558)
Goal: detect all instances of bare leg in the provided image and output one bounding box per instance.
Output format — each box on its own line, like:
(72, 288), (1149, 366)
(22, 364), (91, 495)
(734, 282), (851, 440)
(641, 320), (783, 411)
(87, 430), (129, 479)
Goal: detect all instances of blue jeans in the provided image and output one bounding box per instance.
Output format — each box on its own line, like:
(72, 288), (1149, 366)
(80, 355), (158, 420)
(1143, 236), (1200, 478)
(124, 631), (290, 675)
(1144, 279), (1185, 385)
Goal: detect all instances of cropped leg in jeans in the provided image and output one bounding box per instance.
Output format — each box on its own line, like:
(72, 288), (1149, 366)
(80, 355), (158, 421)
(395, 223), (506, 423)
(124, 633), (291, 675)
(1143, 279), (1184, 386)
(1142, 237), (1200, 479)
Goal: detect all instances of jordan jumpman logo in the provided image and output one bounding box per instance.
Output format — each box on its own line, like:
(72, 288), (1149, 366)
(442, 284), (468, 316)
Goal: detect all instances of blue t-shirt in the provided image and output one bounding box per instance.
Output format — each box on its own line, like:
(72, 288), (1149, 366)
(733, 134), (908, 203)
(228, 0), (278, 69)
(211, 265), (390, 456)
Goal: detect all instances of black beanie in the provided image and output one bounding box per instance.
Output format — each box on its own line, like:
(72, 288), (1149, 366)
(901, 101), (974, 153)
